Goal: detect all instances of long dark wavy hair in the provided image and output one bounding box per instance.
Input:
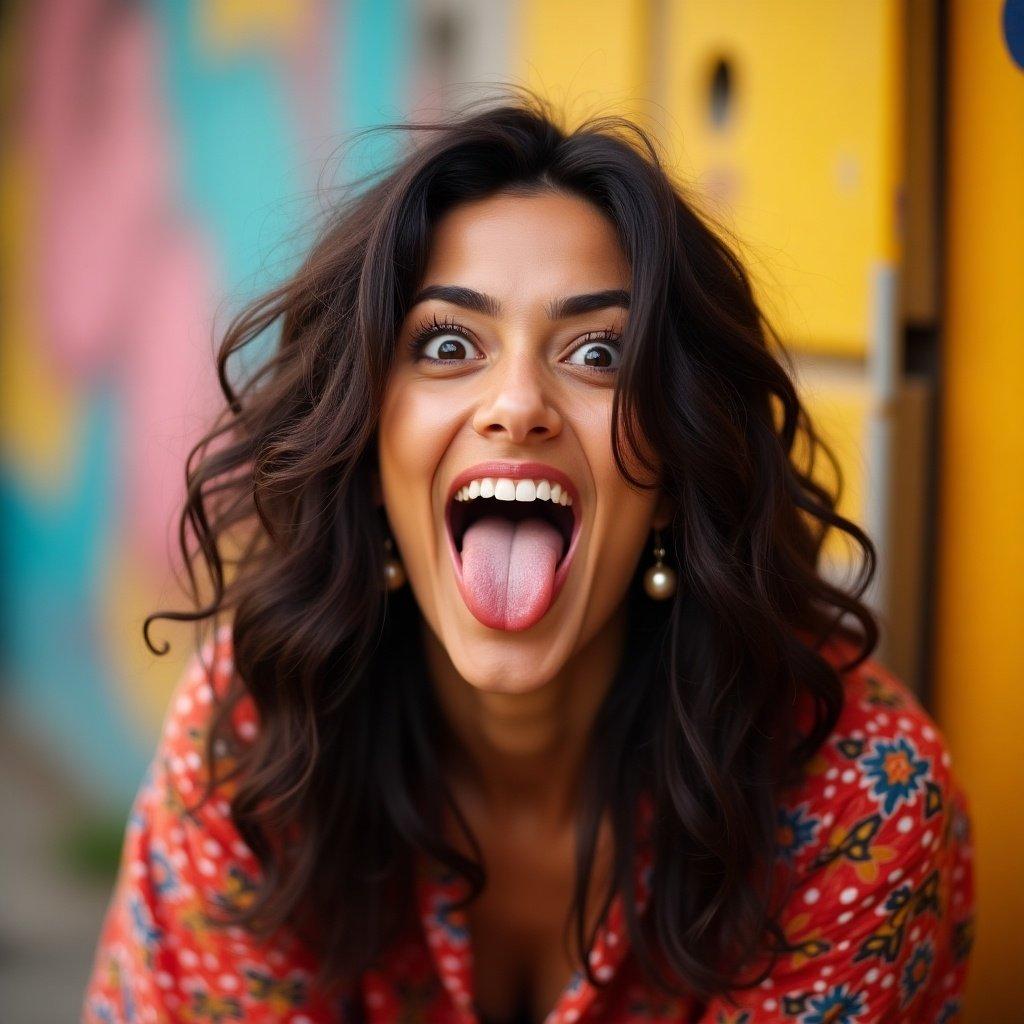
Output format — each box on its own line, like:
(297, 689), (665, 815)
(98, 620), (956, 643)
(146, 88), (879, 1008)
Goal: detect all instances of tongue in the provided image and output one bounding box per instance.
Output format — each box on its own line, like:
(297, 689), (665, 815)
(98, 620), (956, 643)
(460, 515), (564, 631)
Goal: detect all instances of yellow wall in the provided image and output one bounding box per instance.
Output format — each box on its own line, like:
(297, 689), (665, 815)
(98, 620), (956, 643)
(517, 0), (652, 126)
(935, 1), (1024, 1016)
(661, 0), (903, 356)
(518, 0), (903, 356)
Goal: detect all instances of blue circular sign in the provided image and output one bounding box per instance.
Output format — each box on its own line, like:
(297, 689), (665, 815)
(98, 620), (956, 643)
(1005, 0), (1024, 69)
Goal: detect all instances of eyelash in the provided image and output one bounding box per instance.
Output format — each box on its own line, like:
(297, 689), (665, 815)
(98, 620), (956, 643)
(406, 312), (622, 372)
(407, 313), (474, 355)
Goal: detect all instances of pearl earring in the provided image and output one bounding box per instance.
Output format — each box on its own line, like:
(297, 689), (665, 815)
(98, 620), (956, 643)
(643, 529), (677, 600)
(383, 536), (406, 591)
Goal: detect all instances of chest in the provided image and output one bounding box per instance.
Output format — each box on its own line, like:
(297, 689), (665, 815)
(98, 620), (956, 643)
(458, 814), (615, 1024)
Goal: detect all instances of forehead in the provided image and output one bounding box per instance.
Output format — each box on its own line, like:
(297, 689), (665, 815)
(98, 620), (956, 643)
(420, 190), (630, 299)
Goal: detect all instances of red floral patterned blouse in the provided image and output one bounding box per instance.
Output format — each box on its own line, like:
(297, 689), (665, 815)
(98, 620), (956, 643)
(83, 629), (975, 1023)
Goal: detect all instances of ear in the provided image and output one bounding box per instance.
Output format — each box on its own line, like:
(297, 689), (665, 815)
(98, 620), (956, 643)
(651, 490), (674, 532)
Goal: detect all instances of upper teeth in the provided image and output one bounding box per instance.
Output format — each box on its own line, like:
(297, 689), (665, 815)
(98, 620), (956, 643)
(453, 477), (573, 506)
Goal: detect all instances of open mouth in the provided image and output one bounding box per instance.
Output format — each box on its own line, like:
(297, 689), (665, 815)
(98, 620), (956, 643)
(443, 470), (583, 632)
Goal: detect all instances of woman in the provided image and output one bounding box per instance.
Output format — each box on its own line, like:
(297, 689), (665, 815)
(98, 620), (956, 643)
(83, 93), (975, 1023)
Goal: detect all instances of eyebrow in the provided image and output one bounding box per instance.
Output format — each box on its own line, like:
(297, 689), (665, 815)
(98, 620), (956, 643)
(409, 284), (630, 320)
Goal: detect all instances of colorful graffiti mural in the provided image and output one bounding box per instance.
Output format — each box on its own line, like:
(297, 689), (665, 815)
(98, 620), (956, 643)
(0, 0), (412, 801)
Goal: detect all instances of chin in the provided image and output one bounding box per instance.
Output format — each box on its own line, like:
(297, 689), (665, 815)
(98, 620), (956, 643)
(437, 614), (578, 695)
(450, 651), (561, 695)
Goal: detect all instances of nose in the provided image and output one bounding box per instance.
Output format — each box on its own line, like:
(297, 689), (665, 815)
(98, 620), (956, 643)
(471, 347), (562, 444)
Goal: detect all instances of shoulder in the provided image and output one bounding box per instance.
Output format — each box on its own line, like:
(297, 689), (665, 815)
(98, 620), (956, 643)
(83, 626), (340, 1022)
(155, 624), (259, 798)
(699, 648), (976, 1019)
(784, 645), (966, 818)
(779, 644), (973, 868)
(775, 646), (975, 961)
(128, 626), (262, 901)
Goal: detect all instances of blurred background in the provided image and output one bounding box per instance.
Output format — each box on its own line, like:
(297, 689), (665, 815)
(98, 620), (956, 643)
(1, 0), (1021, 1019)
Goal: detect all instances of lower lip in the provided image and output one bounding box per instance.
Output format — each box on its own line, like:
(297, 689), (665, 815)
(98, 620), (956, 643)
(444, 503), (583, 632)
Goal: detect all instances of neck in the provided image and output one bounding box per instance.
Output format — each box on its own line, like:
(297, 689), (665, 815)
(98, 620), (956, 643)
(422, 604), (628, 831)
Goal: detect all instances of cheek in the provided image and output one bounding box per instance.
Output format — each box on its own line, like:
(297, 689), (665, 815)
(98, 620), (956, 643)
(377, 379), (462, 544)
(598, 488), (657, 573)
(379, 382), (421, 482)
(578, 405), (658, 582)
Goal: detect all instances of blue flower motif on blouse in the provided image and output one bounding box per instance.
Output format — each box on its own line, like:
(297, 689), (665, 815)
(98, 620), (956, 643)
(801, 983), (867, 1023)
(127, 772), (153, 833)
(148, 844), (179, 898)
(128, 894), (162, 952)
(936, 997), (962, 1023)
(861, 737), (930, 816)
(883, 882), (913, 914)
(430, 893), (470, 945)
(776, 802), (820, 862)
(565, 969), (585, 996)
(900, 939), (934, 1007)
(119, 969), (137, 1024)
(86, 998), (116, 1024)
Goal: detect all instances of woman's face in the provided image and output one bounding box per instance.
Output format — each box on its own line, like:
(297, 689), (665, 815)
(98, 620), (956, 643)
(378, 189), (669, 694)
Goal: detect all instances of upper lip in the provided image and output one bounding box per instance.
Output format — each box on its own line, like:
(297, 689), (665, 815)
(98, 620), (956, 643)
(445, 461), (581, 509)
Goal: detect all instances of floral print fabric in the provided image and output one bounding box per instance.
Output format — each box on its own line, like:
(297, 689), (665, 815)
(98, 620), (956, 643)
(83, 630), (974, 1022)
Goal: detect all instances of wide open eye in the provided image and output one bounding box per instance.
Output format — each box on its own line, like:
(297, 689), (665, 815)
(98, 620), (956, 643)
(564, 335), (622, 371)
(419, 333), (484, 361)
(408, 312), (485, 364)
